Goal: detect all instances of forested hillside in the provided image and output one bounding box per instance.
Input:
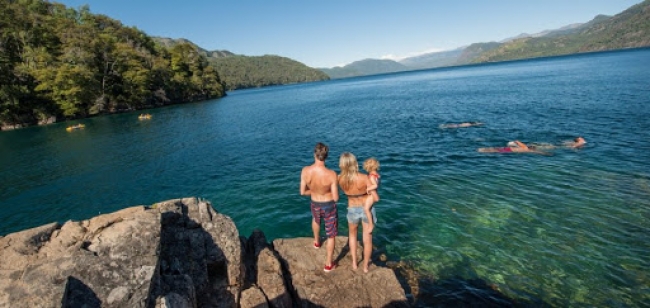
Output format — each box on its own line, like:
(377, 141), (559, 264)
(473, 0), (650, 63)
(0, 0), (226, 129)
(455, 42), (502, 65)
(154, 38), (330, 91)
(153, 37), (235, 60)
(210, 55), (330, 91)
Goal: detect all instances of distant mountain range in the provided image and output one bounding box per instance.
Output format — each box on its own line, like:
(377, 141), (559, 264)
(316, 59), (410, 79)
(153, 0), (649, 82)
(320, 0), (650, 79)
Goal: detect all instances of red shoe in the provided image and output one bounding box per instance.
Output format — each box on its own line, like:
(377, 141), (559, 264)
(313, 241), (321, 249)
(323, 263), (336, 272)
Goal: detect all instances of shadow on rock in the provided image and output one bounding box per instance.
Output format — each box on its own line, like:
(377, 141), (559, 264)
(61, 276), (101, 308)
(148, 198), (240, 307)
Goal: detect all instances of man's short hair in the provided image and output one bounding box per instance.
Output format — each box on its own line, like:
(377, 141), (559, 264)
(314, 142), (329, 161)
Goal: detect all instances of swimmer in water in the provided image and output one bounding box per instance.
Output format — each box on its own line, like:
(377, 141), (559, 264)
(440, 121), (484, 129)
(563, 136), (587, 148)
(478, 140), (550, 155)
(529, 137), (588, 150)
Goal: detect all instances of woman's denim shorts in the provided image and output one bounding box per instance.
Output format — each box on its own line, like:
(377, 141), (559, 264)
(346, 206), (377, 224)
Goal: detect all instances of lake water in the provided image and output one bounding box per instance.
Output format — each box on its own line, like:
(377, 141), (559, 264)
(1, 48), (649, 307)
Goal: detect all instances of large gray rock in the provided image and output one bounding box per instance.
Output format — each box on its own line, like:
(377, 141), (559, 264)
(0, 197), (243, 308)
(273, 237), (409, 308)
(0, 206), (158, 308)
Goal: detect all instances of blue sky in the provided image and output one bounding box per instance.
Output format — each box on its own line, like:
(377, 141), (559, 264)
(56, 0), (643, 68)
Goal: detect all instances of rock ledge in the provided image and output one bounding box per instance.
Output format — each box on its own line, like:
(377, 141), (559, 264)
(0, 197), (408, 308)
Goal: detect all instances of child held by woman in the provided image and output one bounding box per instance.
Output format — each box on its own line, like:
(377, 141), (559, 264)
(363, 158), (380, 233)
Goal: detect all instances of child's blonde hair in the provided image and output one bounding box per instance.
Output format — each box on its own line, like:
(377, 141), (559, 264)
(363, 157), (380, 173)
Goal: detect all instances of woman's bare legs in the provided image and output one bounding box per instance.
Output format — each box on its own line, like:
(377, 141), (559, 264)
(361, 221), (373, 273)
(348, 222), (359, 270)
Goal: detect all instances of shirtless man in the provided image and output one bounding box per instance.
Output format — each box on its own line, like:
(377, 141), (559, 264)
(300, 142), (340, 272)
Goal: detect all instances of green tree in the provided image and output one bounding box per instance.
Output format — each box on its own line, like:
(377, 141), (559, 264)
(0, 0), (229, 129)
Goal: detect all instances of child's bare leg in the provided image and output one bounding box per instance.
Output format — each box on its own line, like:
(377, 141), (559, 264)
(364, 195), (374, 233)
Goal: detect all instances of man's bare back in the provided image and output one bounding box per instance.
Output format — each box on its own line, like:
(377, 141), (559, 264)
(300, 163), (338, 202)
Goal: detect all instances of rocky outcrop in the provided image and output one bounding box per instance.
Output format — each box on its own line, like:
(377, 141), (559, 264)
(0, 206), (162, 308)
(0, 197), (408, 307)
(273, 237), (409, 308)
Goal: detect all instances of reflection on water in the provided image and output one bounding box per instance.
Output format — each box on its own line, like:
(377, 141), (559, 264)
(1, 48), (649, 306)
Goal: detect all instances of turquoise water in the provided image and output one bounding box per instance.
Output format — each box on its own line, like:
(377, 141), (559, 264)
(1, 48), (649, 306)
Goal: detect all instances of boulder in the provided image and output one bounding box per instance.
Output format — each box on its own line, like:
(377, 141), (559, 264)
(0, 207), (158, 308)
(239, 285), (269, 308)
(0, 197), (243, 308)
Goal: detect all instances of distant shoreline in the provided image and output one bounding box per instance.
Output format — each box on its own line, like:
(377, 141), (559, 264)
(0, 95), (224, 132)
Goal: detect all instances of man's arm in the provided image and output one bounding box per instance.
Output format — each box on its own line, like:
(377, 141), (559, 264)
(300, 168), (311, 196)
(330, 173), (339, 202)
(514, 140), (529, 150)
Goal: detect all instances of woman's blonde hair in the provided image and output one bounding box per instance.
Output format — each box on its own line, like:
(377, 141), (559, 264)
(363, 157), (379, 173)
(338, 152), (359, 190)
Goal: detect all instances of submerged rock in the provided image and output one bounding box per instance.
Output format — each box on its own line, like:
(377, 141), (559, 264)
(0, 197), (408, 307)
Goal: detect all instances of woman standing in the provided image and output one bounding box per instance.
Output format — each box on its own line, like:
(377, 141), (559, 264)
(338, 152), (374, 272)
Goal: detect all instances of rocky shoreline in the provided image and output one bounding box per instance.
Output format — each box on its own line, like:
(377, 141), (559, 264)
(0, 197), (409, 307)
